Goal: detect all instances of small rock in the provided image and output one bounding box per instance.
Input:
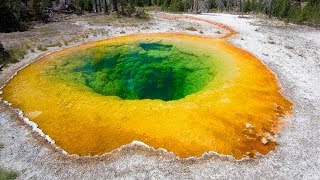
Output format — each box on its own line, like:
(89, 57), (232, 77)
(265, 133), (276, 141)
(284, 45), (294, 50)
(261, 137), (268, 144)
(245, 123), (253, 129)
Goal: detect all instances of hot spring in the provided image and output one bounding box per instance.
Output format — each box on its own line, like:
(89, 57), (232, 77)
(74, 42), (215, 101)
(0, 33), (292, 158)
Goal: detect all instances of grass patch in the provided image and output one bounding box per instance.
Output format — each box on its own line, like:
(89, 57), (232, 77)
(47, 41), (62, 48)
(185, 27), (197, 31)
(0, 167), (18, 180)
(136, 10), (151, 20)
(141, 6), (161, 12)
(63, 39), (69, 46)
(37, 45), (48, 51)
(7, 48), (27, 63)
(1, 41), (30, 65)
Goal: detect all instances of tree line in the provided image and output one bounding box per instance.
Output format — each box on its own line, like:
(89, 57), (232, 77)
(0, 0), (150, 33)
(158, 0), (319, 24)
(0, 0), (319, 33)
(240, 0), (320, 24)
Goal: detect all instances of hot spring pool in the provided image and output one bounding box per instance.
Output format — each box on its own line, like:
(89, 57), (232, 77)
(73, 42), (216, 101)
(0, 33), (292, 158)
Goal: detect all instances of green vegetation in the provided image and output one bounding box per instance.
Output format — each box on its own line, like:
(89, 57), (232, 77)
(0, 167), (18, 180)
(0, 42), (29, 66)
(0, 0), (51, 33)
(63, 40), (69, 46)
(154, 0), (320, 25)
(0, 0), (150, 33)
(8, 48), (27, 63)
(0, 0), (317, 68)
(76, 0), (94, 12)
(75, 0), (151, 18)
(37, 45), (48, 51)
(47, 41), (63, 47)
(239, 0), (320, 24)
(185, 26), (198, 31)
(0, 0), (28, 33)
(1, 0), (318, 34)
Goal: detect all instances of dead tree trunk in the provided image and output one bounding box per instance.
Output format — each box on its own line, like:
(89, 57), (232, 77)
(112, 0), (118, 11)
(104, 0), (109, 13)
(193, 0), (199, 13)
(239, 0), (243, 16)
(269, 0), (273, 18)
(94, 0), (98, 12)
(99, 0), (102, 12)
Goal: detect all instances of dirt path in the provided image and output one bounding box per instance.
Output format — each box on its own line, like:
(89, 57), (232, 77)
(0, 13), (319, 179)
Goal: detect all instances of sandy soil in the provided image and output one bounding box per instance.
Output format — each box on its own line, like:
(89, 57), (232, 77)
(0, 13), (319, 179)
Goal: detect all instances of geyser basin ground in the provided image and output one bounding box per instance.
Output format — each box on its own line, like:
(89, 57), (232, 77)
(0, 33), (292, 158)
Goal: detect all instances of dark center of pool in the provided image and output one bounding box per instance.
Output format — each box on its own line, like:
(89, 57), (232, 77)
(75, 42), (215, 101)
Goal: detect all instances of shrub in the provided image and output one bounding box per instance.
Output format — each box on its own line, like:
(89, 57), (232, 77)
(243, 0), (253, 13)
(8, 48), (27, 63)
(37, 45), (48, 51)
(136, 10), (151, 19)
(185, 27), (198, 31)
(0, 42), (29, 65)
(0, 167), (18, 180)
(303, 2), (320, 24)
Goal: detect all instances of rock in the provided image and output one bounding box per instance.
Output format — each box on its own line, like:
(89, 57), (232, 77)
(261, 137), (268, 144)
(245, 123), (253, 129)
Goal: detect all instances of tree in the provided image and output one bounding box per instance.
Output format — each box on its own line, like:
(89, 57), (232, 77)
(0, 0), (28, 32)
(94, 0), (98, 12)
(43, 0), (53, 7)
(243, 0), (252, 12)
(28, 0), (43, 20)
(104, 0), (109, 13)
(112, 0), (118, 11)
